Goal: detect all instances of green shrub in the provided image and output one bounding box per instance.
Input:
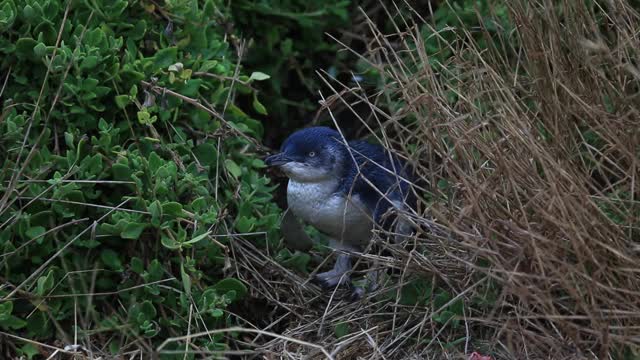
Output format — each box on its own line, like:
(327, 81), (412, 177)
(0, 0), (280, 356)
(230, 0), (352, 126)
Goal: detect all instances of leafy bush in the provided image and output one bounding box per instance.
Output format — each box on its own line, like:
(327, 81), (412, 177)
(229, 0), (352, 128)
(0, 0), (280, 356)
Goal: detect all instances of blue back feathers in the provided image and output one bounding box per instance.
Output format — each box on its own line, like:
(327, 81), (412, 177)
(341, 138), (416, 227)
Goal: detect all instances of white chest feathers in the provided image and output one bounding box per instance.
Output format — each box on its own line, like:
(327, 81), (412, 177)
(287, 179), (374, 248)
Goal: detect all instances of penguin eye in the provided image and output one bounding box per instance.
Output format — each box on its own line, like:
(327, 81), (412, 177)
(308, 151), (316, 157)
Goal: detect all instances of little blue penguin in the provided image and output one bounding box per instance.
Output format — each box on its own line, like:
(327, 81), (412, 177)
(265, 126), (416, 297)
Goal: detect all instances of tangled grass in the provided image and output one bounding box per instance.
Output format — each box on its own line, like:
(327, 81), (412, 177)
(235, 1), (640, 359)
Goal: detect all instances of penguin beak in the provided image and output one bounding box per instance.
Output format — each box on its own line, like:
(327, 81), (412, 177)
(265, 152), (293, 166)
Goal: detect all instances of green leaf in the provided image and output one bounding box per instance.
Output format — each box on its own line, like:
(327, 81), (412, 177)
(111, 163), (132, 180)
(0, 3), (16, 31)
(235, 216), (254, 233)
(399, 278), (432, 305)
(144, 259), (163, 282)
(34, 22), (55, 44)
(153, 47), (178, 69)
(15, 38), (37, 60)
(148, 152), (163, 173)
(86, 28), (105, 47)
(64, 132), (74, 148)
(213, 278), (247, 301)
(2, 316), (27, 330)
(434, 290), (451, 309)
(98, 118), (110, 132)
(121, 222), (146, 240)
(148, 200), (162, 225)
(252, 94), (268, 115)
(183, 231), (211, 246)
(224, 159), (241, 178)
(139, 300), (157, 319)
(129, 19), (147, 40)
(114, 95), (130, 109)
(36, 271), (54, 296)
(281, 251), (310, 273)
(190, 197), (207, 212)
(80, 55), (98, 70)
(180, 262), (191, 297)
(33, 42), (46, 58)
(251, 158), (266, 169)
(248, 71), (270, 81)
(449, 299), (464, 316)
(129, 84), (138, 97)
(131, 257), (144, 274)
(101, 249), (123, 271)
(25, 226), (46, 241)
(443, 336), (466, 349)
(161, 202), (183, 217)
(334, 322), (349, 339)
(210, 308), (224, 318)
(203, 0), (216, 17)
(0, 301), (13, 321)
(161, 233), (180, 250)
(435, 310), (455, 324)
(137, 110), (157, 125)
(194, 143), (217, 166)
(437, 178), (449, 191)
(20, 343), (39, 360)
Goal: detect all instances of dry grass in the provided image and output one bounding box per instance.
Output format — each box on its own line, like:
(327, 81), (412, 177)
(235, 0), (640, 359)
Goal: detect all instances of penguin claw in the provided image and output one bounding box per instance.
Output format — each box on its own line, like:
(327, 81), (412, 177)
(313, 271), (349, 289)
